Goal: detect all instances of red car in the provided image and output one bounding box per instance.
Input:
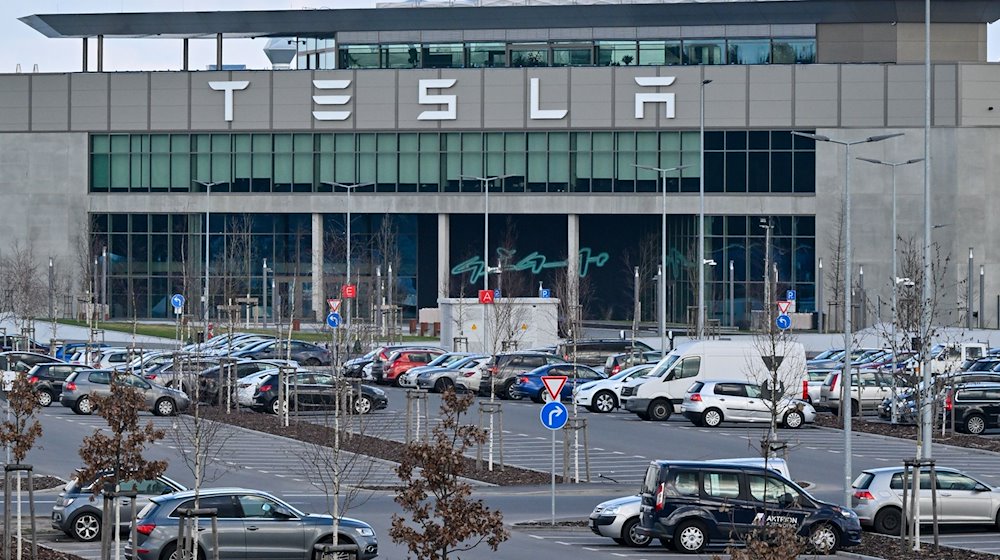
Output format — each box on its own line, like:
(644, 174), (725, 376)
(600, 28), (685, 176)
(379, 349), (445, 386)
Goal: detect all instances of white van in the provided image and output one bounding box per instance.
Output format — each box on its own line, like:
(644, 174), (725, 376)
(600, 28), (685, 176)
(620, 339), (807, 421)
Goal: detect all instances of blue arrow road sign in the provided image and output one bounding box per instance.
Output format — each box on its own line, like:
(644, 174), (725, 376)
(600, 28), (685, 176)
(170, 294), (185, 309)
(776, 314), (792, 330)
(540, 401), (568, 430)
(326, 312), (342, 329)
(786, 289), (796, 301)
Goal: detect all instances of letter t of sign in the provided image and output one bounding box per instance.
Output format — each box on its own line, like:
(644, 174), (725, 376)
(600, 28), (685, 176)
(208, 81), (250, 122)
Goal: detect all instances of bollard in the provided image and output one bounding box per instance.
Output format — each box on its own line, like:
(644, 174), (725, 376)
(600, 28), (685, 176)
(476, 400), (504, 471)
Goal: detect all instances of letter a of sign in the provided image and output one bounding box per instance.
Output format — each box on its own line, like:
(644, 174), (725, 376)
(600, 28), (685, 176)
(417, 79), (457, 120)
(634, 76), (676, 119)
(478, 289), (495, 304)
(313, 80), (352, 121)
(209, 81), (250, 122)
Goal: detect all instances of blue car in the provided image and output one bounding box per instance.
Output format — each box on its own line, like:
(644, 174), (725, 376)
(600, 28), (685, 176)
(511, 363), (607, 403)
(55, 342), (108, 361)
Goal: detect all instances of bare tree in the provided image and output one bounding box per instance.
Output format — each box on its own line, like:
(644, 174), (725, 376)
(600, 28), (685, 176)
(0, 371), (43, 560)
(824, 207), (846, 331)
(390, 391), (508, 559)
(2, 240), (45, 331)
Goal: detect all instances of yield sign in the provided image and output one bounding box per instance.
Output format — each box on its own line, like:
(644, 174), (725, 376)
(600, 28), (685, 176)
(776, 301), (791, 314)
(541, 375), (568, 401)
(327, 299), (342, 313)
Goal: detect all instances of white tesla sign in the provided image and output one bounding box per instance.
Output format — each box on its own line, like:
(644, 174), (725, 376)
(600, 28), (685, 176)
(208, 75), (680, 123)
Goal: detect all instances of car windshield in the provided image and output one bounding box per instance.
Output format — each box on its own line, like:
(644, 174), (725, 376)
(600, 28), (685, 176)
(611, 365), (651, 381)
(644, 354), (680, 378)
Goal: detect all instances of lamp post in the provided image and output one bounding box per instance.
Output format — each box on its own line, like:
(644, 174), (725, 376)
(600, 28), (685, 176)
(857, 156), (922, 422)
(792, 131), (903, 506)
(635, 164), (690, 353)
(321, 181), (375, 332)
(818, 258), (824, 333)
(698, 79), (713, 339)
(728, 260), (735, 328)
(459, 174), (511, 358)
(193, 180), (224, 349)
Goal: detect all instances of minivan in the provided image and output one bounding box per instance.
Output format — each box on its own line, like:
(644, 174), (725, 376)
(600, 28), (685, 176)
(947, 382), (1000, 434)
(638, 461), (861, 554)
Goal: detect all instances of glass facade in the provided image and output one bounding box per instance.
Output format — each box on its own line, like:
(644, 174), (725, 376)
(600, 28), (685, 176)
(314, 37), (816, 70)
(91, 131), (814, 195)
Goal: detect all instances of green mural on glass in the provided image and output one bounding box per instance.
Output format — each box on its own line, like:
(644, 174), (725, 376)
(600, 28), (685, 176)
(451, 248), (610, 284)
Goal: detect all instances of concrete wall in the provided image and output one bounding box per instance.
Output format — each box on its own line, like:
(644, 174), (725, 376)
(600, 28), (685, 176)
(817, 23), (986, 64)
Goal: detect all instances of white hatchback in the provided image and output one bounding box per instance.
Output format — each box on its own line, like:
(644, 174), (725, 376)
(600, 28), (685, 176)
(573, 364), (655, 413)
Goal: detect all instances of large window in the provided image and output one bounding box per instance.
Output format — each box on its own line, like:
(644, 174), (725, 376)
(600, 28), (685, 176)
(91, 130), (815, 196)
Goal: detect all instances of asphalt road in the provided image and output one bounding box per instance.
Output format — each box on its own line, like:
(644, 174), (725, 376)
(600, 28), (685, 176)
(9, 384), (1000, 559)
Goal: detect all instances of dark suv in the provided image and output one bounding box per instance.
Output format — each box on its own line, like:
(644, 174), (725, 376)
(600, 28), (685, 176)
(27, 362), (89, 407)
(557, 339), (654, 368)
(638, 460), (861, 554)
(479, 351), (566, 399)
(947, 382), (1000, 434)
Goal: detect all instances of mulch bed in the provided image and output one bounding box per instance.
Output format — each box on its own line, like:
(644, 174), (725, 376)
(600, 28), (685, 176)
(198, 406), (559, 486)
(851, 532), (999, 559)
(0, 475), (64, 491)
(813, 414), (1000, 454)
(0, 537), (86, 560)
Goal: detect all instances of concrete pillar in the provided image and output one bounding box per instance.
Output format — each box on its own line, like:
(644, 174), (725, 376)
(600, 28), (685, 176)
(182, 38), (189, 71)
(312, 213), (324, 322)
(82, 38), (88, 72)
(216, 33), (223, 70)
(97, 35), (103, 72)
(567, 214), (580, 324)
(438, 214), (450, 300)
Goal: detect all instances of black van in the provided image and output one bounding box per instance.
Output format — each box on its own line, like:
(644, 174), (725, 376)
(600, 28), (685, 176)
(638, 461), (861, 554)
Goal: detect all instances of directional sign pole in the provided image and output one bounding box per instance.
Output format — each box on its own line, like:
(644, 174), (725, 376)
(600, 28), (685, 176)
(551, 424), (556, 525)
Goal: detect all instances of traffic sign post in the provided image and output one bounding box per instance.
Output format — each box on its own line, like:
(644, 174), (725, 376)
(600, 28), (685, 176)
(540, 376), (568, 402)
(775, 314), (792, 330)
(786, 289), (796, 301)
(341, 284), (357, 299)
(540, 400), (569, 526)
(326, 312), (342, 329)
(478, 290), (495, 304)
(776, 301), (791, 314)
(170, 293), (185, 311)
(540, 288), (551, 299)
(327, 299), (342, 313)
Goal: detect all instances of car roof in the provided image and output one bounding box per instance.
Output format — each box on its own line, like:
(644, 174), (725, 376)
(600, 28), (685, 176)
(957, 381), (1000, 388)
(154, 487), (274, 502)
(649, 460), (776, 473)
(860, 466), (964, 475)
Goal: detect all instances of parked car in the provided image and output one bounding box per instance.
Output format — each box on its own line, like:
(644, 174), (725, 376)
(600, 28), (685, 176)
(367, 344), (447, 382)
(415, 356), (489, 393)
(603, 350), (662, 376)
(198, 360), (293, 405)
(377, 348), (446, 386)
(51, 471), (185, 542)
(252, 371), (388, 415)
(877, 372), (1000, 422)
(142, 357), (220, 394)
(124, 488), (379, 560)
(26, 362), (89, 407)
(234, 339), (332, 366)
(639, 461), (860, 554)
(590, 458), (792, 548)
(397, 352), (480, 388)
(478, 351), (566, 399)
(807, 348), (882, 372)
(236, 369), (283, 407)
(60, 370), (190, 416)
(92, 348), (146, 370)
(557, 339), (653, 368)
(511, 363), (607, 403)
(573, 364), (654, 413)
(680, 380), (815, 429)
(55, 342), (108, 361)
(946, 382), (1000, 434)
(852, 465), (1000, 534)
(816, 369), (893, 416)
(1, 351), (66, 391)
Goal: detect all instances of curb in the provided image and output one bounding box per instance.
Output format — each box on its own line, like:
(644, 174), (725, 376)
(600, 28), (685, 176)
(813, 425), (1000, 458)
(836, 552), (884, 560)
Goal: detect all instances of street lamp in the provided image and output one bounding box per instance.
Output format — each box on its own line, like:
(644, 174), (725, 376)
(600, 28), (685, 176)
(635, 164), (690, 352)
(321, 181), (375, 331)
(698, 79), (713, 339)
(460, 174), (512, 357)
(193, 180), (224, 349)
(857, 156), (923, 421)
(792, 130), (903, 506)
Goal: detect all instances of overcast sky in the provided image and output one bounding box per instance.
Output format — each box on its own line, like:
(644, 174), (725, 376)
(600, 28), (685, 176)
(2, 0), (998, 72)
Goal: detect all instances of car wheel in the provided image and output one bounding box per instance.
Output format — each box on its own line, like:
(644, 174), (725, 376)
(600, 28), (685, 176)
(850, 399), (860, 418)
(873, 507), (902, 535)
(434, 377), (454, 393)
(74, 396), (93, 415)
(36, 390), (53, 407)
(353, 395), (373, 415)
(636, 411), (651, 421)
(620, 517), (651, 548)
(503, 380), (522, 400)
(305, 358), (321, 366)
(161, 542), (205, 560)
(269, 398), (285, 416)
(531, 389), (545, 404)
(808, 523), (840, 554)
(70, 511), (101, 542)
(312, 536), (357, 560)
(783, 410), (805, 429)
(648, 399), (672, 421)
(593, 390), (617, 413)
(155, 398), (176, 417)
(702, 408), (723, 427)
(673, 520), (708, 553)
(965, 414), (987, 435)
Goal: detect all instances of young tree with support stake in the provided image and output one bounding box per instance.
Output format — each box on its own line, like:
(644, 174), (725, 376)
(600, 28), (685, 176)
(77, 382), (167, 560)
(1, 371), (43, 560)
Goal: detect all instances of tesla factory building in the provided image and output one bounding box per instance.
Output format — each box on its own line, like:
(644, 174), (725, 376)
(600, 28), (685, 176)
(10, 0), (1000, 330)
